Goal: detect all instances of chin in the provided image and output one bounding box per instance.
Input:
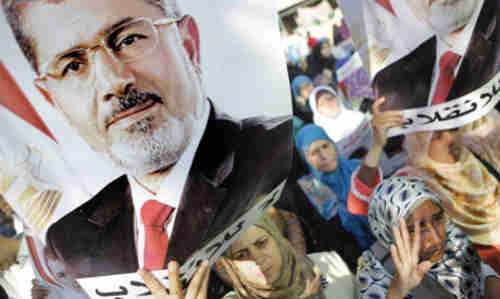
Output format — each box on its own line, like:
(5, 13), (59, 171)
(107, 117), (193, 176)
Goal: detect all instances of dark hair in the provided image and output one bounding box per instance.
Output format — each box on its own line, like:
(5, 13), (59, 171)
(1, 0), (180, 73)
(0, 284), (8, 299)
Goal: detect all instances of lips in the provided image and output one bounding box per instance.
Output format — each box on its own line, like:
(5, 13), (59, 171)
(106, 100), (157, 130)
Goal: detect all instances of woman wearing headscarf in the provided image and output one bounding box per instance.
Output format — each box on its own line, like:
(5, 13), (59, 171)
(216, 214), (355, 299)
(306, 40), (336, 86)
(357, 176), (500, 299)
(137, 215), (355, 299)
(348, 102), (500, 274)
(295, 124), (375, 250)
(291, 75), (314, 124)
(309, 86), (366, 142)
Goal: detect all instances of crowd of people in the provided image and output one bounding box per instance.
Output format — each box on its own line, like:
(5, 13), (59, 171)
(0, 1), (500, 298)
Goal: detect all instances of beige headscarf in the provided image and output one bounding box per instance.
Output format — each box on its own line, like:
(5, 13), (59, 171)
(217, 215), (323, 299)
(402, 114), (500, 245)
(0, 236), (21, 271)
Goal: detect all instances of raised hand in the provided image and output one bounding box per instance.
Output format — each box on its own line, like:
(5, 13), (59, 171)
(137, 260), (210, 299)
(388, 218), (433, 299)
(300, 266), (322, 299)
(371, 97), (404, 148)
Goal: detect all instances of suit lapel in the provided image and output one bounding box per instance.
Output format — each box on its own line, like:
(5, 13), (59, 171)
(166, 171), (228, 266)
(447, 0), (499, 101)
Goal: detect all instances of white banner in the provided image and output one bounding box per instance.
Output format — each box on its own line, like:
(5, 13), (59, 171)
(388, 71), (500, 137)
(336, 52), (364, 83)
(77, 180), (286, 299)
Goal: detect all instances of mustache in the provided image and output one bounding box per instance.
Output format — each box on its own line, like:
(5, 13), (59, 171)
(110, 88), (164, 118)
(117, 88), (163, 111)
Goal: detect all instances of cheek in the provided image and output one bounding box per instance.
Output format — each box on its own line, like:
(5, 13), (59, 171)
(233, 260), (267, 284)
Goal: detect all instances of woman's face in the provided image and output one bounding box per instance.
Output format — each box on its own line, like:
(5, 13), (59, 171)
(299, 82), (314, 99)
(320, 42), (332, 58)
(406, 200), (447, 263)
(229, 226), (282, 286)
(307, 140), (338, 172)
(317, 92), (341, 118)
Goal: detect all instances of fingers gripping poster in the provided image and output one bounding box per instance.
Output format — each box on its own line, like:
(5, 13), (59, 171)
(339, 0), (500, 135)
(338, 0), (500, 262)
(0, 0), (292, 297)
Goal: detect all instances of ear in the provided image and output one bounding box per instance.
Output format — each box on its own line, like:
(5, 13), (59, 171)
(177, 15), (201, 74)
(34, 79), (55, 106)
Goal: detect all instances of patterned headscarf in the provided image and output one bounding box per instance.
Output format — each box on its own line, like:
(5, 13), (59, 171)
(358, 176), (484, 299)
(218, 215), (323, 299)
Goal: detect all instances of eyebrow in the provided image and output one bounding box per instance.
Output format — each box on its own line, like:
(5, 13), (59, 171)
(50, 17), (135, 66)
(101, 17), (134, 37)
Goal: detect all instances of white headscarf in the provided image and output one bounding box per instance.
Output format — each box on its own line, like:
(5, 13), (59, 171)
(309, 86), (366, 142)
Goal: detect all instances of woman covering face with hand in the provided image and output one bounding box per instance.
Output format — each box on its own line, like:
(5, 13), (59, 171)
(357, 176), (500, 299)
(216, 214), (355, 299)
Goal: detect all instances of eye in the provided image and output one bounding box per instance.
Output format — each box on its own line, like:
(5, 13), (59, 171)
(62, 60), (84, 76)
(115, 34), (147, 51)
(234, 250), (248, 260)
(255, 238), (268, 248)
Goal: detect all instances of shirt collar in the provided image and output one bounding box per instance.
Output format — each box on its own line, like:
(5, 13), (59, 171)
(128, 98), (210, 208)
(437, 0), (484, 56)
(128, 99), (242, 208)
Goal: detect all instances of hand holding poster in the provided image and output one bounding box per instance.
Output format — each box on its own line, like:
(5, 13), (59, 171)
(0, 0), (292, 297)
(338, 0), (500, 275)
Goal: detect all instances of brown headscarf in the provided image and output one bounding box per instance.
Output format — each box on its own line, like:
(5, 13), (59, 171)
(217, 215), (323, 299)
(0, 236), (20, 271)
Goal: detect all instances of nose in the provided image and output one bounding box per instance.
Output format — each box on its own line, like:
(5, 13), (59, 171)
(93, 49), (135, 102)
(423, 224), (442, 250)
(249, 248), (266, 267)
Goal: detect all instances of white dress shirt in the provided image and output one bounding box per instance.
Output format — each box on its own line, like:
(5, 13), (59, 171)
(129, 99), (210, 268)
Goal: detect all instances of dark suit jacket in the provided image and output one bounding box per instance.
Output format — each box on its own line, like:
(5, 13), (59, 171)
(371, 1), (500, 156)
(46, 103), (293, 278)
(373, 0), (500, 111)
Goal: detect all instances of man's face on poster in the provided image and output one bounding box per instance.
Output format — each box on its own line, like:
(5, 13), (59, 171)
(29, 0), (204, 176)
(406, 0), (480, 36)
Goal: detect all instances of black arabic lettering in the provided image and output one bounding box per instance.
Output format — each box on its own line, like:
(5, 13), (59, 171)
(416, 113), (436, 125)
(481, 79), (500, 108)
(402, 118), (413, 129)
(129, 280), (152, 297)
(95, 286), (128, 297)
(481, 92), (494, 107)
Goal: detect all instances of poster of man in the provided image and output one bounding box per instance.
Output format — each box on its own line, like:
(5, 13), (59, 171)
(339, 0), (500, 278)
(0, 0), (293, 295)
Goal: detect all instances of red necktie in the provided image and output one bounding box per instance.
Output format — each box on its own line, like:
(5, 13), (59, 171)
(141, 199), (174, 270)
(375, 0), (395, 15)
(431, 51), (461, 105)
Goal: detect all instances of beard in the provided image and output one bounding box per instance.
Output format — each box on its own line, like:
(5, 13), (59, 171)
(101, 25), (206, 177)
(106, 112), (194, 176)
(428, 0), (479, 35)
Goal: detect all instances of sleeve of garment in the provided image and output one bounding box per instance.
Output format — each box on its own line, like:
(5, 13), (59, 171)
(347, 166), (382, 216)
(356, 251), (413, 299)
